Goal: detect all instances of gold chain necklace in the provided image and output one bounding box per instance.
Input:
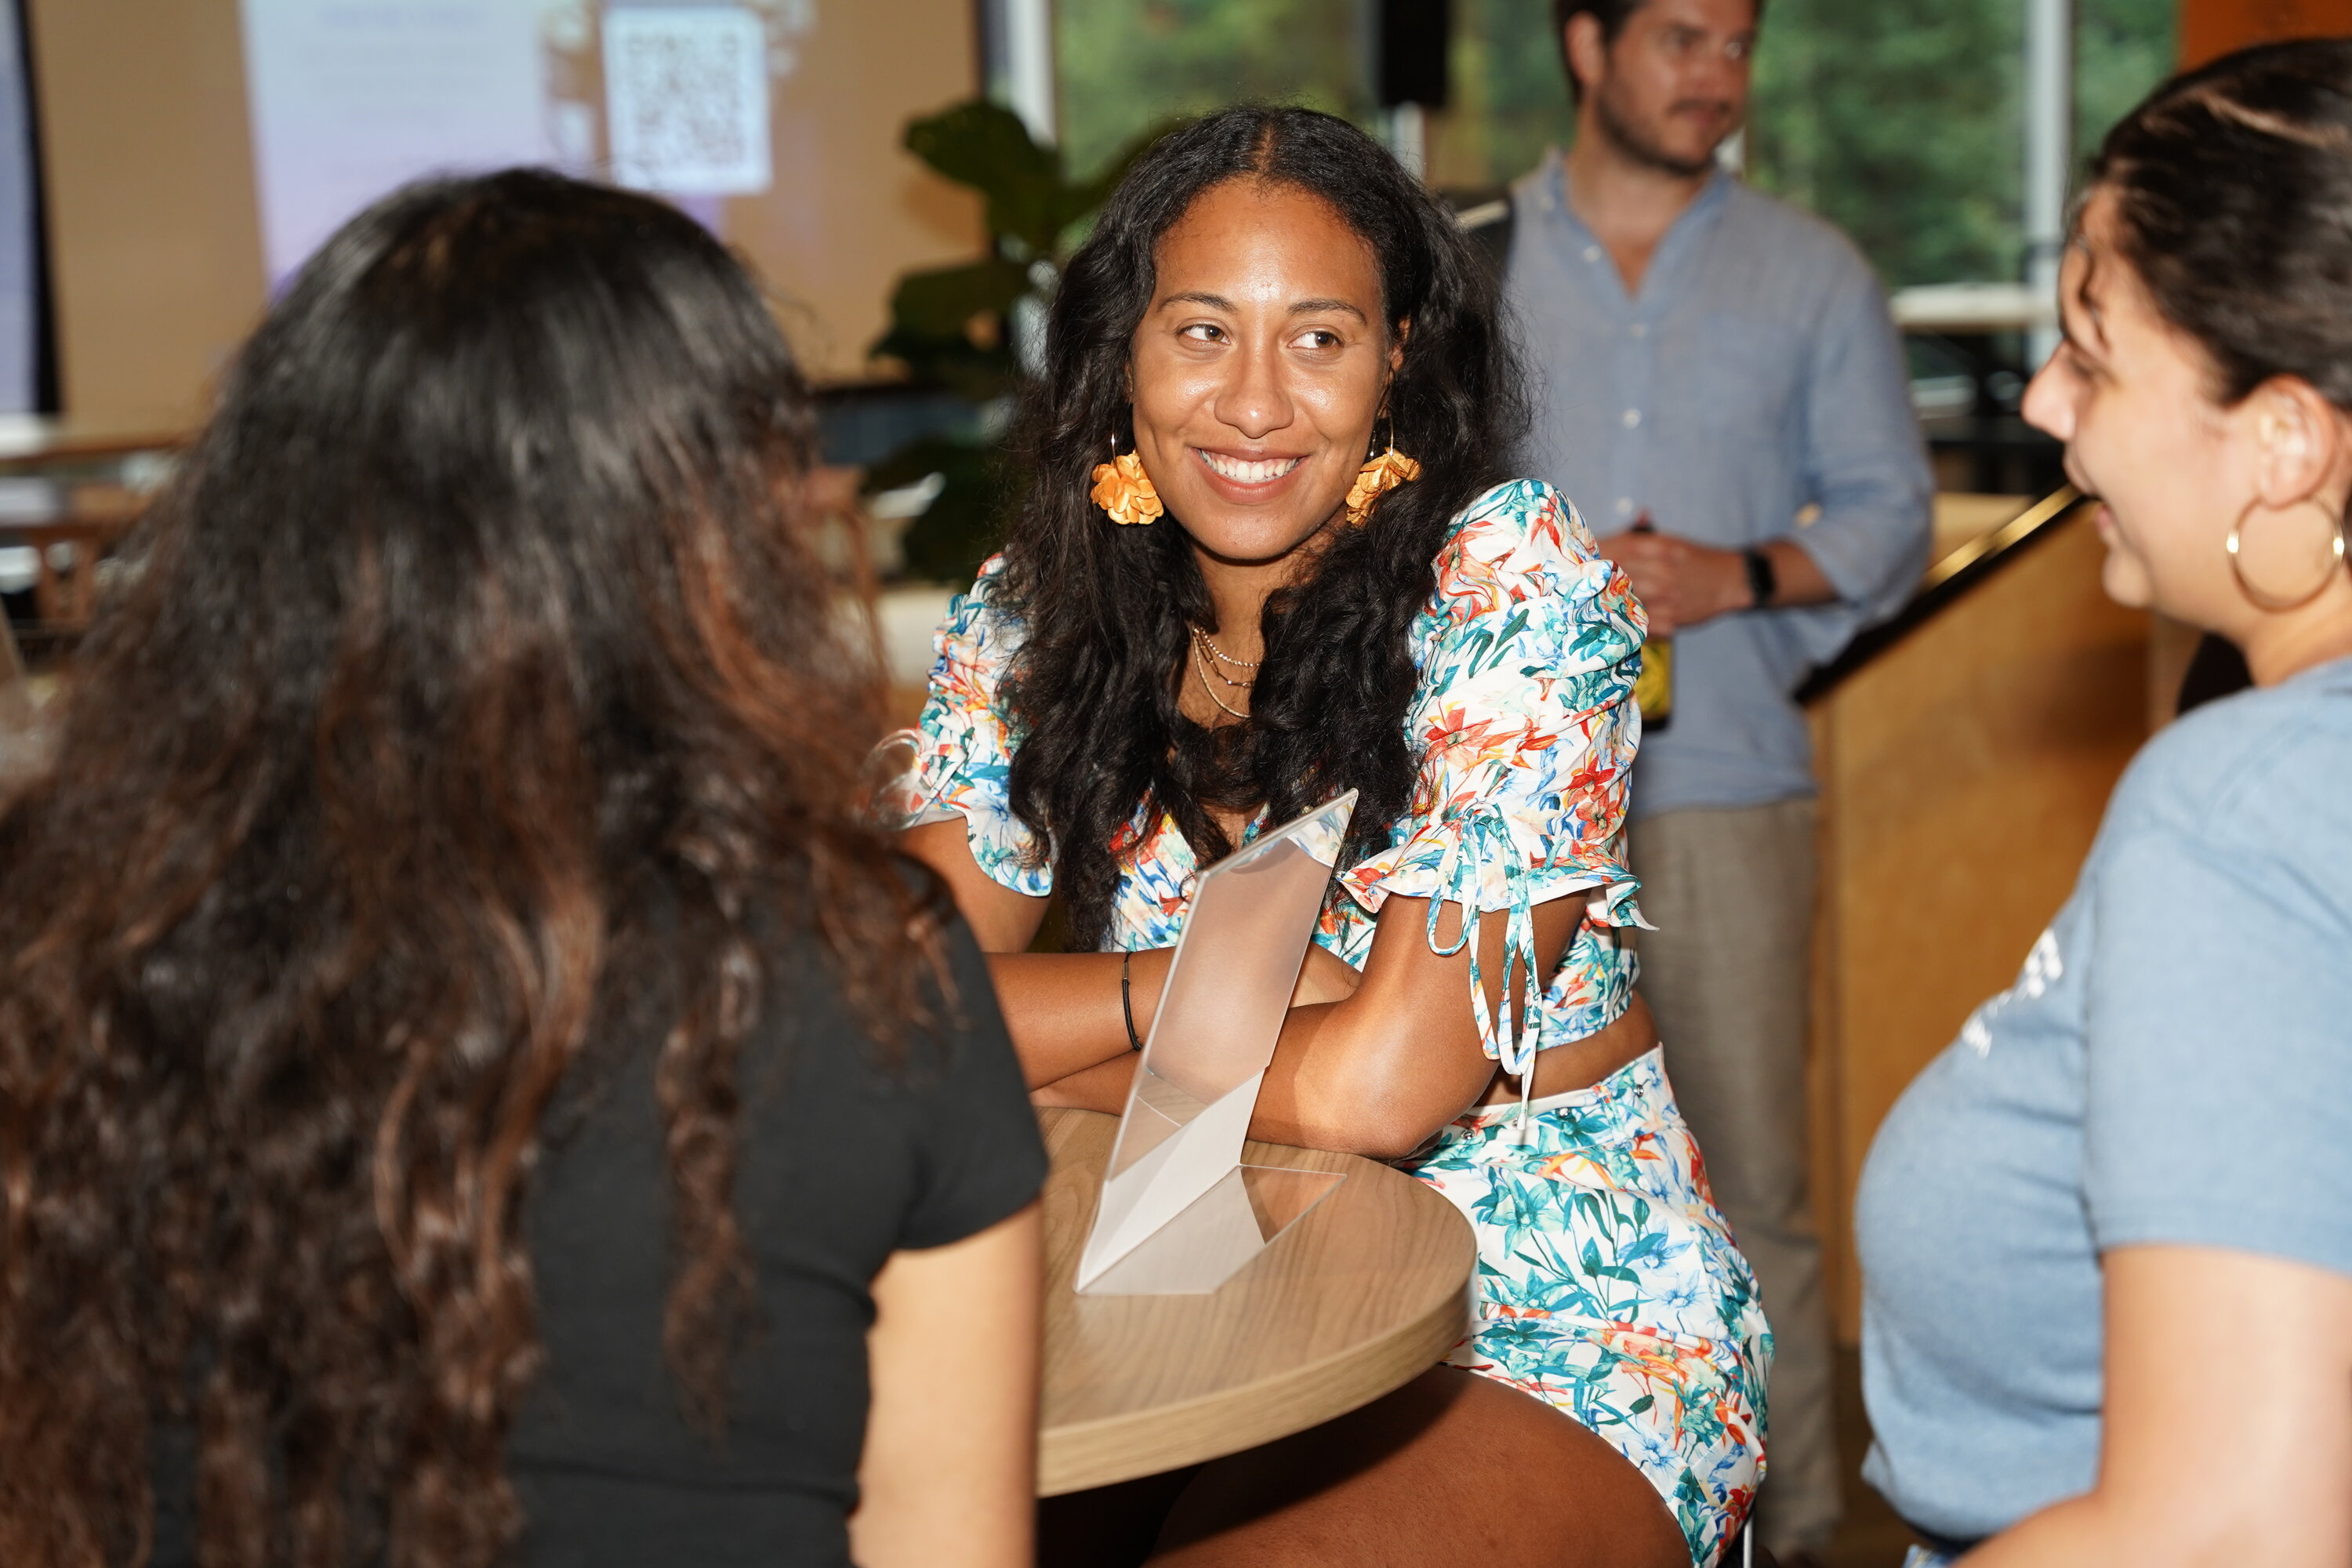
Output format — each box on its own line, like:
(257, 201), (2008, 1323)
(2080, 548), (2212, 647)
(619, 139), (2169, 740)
(1196, 630), (1261, 671)
(1189, 629), (1254, 688)
(1189, 637), (1251, 720)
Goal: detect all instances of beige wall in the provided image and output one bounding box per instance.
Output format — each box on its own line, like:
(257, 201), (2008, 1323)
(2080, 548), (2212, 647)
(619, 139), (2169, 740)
(28, 0), (266, 428)
(26, 0), (986, 426)
(1809, 509), (2151, 1341)
(731, 2), (989, 377)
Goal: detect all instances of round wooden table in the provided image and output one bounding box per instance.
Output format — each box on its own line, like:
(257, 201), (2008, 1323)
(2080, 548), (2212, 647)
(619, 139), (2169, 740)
(1036, 1106), (1475, 1497)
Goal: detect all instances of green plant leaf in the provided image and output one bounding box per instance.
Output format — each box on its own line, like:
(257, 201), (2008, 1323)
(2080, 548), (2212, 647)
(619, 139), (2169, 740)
(884, 257), (1030, 339)
(864, 434), (1022, 586)
(861, 433), (985, 496)
(905, 100), (1071, 255)
(906, 99), (1058, 191)
(866, 325), (1017, 405)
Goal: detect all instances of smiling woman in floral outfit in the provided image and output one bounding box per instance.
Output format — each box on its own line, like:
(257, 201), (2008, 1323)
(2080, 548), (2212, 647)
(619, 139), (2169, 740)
(895, 107), (1769, 1568)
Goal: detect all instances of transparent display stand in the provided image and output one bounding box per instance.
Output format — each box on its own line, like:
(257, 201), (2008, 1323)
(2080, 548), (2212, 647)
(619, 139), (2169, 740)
(1075, 793), (1357, 1296)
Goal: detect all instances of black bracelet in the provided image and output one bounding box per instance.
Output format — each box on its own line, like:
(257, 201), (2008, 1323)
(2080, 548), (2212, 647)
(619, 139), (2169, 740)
(1120, 950), (1145, 1052)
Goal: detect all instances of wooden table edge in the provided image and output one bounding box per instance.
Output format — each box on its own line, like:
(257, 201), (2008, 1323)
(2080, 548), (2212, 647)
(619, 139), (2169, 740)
(1036, 1260), (1472, 1497)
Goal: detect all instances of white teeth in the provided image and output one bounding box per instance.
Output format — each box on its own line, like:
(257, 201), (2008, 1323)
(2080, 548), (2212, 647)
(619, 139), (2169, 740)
(1197, 450), (1302, 484)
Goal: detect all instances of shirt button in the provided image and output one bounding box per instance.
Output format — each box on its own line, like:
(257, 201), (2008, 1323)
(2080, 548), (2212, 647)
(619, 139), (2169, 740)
(1582, 245), (1601, 263)
(1615, 497), (1634, 515)
(1622, 408), (1642, 429)
(1629, 322), (1648, 338)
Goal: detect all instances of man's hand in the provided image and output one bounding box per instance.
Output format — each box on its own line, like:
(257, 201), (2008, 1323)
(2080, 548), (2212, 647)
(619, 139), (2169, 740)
(1596, 528), (1753, 635)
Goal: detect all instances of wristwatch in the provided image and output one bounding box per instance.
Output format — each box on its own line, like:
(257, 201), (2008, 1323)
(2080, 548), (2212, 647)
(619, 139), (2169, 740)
(1742, 546), (1777, 609)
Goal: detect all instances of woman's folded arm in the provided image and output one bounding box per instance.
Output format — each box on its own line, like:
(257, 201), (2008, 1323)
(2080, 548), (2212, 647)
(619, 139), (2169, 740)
(1250, 891), (1586, 1159)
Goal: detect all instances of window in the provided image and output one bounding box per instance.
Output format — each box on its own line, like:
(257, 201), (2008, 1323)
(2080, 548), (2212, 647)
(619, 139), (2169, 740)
(1425, 0), (1563, 193)
(1052, 0), (2173, 290)
(2075, 0), (2176, 170)
(1742, 0), (2172, 288)
(1054, 0), (1373, 181)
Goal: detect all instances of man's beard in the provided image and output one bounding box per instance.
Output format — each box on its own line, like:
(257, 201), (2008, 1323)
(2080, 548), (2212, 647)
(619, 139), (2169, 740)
(1594, 85), (1731, 180)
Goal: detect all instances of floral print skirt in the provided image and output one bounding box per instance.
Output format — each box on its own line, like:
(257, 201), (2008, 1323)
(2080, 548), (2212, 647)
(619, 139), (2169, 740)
(1399, 1047), (1772, 1568)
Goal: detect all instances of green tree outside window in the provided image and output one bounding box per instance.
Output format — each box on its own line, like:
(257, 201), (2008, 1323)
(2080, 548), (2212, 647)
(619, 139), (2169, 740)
(1055, 0), (1373, 182)
(1052, 0), (2173, 290)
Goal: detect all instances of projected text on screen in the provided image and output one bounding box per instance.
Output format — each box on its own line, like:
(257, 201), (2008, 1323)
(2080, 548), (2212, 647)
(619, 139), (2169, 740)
(238, 2), (793, 285)
(239, 2), (553, 285)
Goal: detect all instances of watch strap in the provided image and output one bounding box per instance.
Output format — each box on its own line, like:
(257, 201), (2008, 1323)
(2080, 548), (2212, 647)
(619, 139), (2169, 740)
(1743, 546), (1777, 609)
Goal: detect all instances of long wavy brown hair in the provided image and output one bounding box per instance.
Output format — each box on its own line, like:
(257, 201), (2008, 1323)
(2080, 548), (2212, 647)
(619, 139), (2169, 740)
(0, 170), (935, 1566)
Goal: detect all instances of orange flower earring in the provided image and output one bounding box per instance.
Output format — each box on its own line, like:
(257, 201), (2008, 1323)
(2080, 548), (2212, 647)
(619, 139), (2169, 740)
(1345, 419), (1421, 527)
(1090, 434), (1163, 526)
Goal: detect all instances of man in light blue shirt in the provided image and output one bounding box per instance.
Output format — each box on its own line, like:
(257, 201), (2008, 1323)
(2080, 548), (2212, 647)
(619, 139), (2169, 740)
(1484, 0), (1933, 1555)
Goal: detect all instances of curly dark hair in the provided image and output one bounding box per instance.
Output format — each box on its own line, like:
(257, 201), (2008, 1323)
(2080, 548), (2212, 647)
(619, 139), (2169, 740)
(2092, 38), (2352, 411)
(0, 171), (937, 1566)
(997, 107), (1526, 949)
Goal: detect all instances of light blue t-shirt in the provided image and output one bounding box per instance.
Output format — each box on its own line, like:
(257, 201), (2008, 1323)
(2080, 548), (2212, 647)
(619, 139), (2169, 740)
(1854, 655), (2352, 1543)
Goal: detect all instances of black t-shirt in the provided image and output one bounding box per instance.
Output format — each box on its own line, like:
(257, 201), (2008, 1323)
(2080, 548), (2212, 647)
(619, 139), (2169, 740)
(510, 906), (1044, 1565)
(151, 896), (1044, 1567)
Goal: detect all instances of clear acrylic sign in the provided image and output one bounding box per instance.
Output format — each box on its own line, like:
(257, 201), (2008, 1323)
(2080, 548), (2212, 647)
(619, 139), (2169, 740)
(1075, 793), (1356, 1296)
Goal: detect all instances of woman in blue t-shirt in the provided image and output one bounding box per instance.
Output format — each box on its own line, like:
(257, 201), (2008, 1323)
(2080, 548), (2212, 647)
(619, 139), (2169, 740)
(1854, 41), (2352, 1568)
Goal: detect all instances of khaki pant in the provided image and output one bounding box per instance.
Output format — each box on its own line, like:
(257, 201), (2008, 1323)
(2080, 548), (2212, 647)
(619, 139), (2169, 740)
(1629, 799), (1837, 1558)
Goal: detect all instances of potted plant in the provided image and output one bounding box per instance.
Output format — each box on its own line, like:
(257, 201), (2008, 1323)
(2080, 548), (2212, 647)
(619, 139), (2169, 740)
(864, 99), (1170, 585)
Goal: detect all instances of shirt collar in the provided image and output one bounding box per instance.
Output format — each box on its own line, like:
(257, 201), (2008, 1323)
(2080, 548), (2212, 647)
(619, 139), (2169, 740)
(1530, 143), (1734, 251)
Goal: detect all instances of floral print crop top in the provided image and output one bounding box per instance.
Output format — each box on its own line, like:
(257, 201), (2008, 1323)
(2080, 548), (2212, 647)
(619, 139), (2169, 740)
(901, 478), (1650, 1073)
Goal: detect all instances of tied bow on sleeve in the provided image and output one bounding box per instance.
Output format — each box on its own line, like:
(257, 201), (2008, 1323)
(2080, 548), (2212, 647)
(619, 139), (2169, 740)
(1417, 799), (1551, 1130)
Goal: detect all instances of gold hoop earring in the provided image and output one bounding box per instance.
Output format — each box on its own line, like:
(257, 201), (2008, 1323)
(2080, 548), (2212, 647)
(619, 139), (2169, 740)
(1091, 434), (1162, 526)
(2226, 494), (2347, 611)
(1345, 418), (1421, 528)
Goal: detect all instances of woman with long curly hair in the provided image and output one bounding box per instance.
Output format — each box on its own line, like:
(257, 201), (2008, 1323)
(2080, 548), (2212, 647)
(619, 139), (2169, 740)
(0, 171), (1044, 1568)
(897, 107), (1768, 1567)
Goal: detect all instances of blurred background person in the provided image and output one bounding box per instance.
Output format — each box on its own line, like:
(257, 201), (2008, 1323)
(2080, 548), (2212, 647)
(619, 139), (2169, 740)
(0, 170), (1044, 1568)
(1858, 41), (2352, 1568)
(1461, 0), (1936, 1556)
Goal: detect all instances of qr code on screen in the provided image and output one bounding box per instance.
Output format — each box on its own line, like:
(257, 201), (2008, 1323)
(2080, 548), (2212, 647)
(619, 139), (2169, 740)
(604, 7), (771, 195)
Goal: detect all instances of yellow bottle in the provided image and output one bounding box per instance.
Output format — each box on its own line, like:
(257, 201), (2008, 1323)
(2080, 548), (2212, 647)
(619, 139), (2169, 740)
(1627, 511), (1671, 732)
(1634, 633), (1673, 731)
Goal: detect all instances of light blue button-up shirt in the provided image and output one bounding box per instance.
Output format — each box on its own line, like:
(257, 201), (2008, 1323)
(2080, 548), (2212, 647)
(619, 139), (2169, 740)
(1506, 149), (1933, 818)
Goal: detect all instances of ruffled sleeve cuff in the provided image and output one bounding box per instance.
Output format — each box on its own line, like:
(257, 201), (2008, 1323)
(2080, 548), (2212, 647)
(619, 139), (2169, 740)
(1332, 479), (1650, 1070)
(894, 555), (1053, 898)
